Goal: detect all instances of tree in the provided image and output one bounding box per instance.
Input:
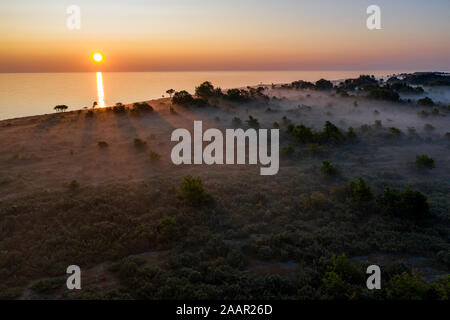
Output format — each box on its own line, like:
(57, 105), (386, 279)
(92, 101), (98, 108)
(195, 81), (215, 100)
(415, 154), (435, 169)
(54, 105), (68, 112)
(172, 91), (195, 106)
(315, 79), (333, 90)
(166, 89), (175, 98)
(177, 175), (211, 207)
(417, 97), (434, 106)
(377, 188), (429, 219)
(349, 177), (373, 204)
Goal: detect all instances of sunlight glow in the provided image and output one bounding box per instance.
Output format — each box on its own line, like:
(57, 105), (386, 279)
(96, 72), (105, 107)
(93, 52), (103, 63)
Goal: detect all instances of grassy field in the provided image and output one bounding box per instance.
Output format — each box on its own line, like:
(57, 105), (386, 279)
(0, 78), (449, 299)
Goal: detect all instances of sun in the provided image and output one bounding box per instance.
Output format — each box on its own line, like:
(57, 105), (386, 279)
(92, 52), (103, 63)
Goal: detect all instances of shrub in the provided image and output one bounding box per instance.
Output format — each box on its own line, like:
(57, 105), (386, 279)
(98, 141), (108, 148)
(315, 79), (333, 90)
(149, 150), (161, 161)
(348, 177), (373, 204)
(177, 175), (211, 207)
(133, 102), (153, 112)
(134, 138), (147, 149)
(386, 272), (437, 300)
(225, 89), (250, 102)
(377, 188), (429, 219)
(113, 103), (127, 113)
(232, 117), (242, 127)
(30, 277), (65, 293)
(417, 97), (434, 106)
(289, 124), (314, 143)
(246, 116), (260, 129)
(273, 122), (280, 128)
(69, 179), (80, 190)
(368, 88), (400, 101)
(280, 146), (294, 157)
(321, 160), (338, 176)
(54, 105), (68, 112)
(415, 154), (435, 169)
(195, 81), (215, 100)
(172, 90), (195, 105)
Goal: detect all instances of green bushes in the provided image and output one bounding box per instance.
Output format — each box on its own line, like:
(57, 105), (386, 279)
(415, 154), (435, 169)
(377, 188), (429, 219)
(321, 254), (363, 299)
(30, 277), (65, 294)
(177, 175), (212, 207)
(232, 117), (242, 127)
(288, 121), (344, 144)
(386, 272), (449, 300)
(321, 160), (338, 176)
(246, 116), (260, 129)
(348, 177), (373, 204)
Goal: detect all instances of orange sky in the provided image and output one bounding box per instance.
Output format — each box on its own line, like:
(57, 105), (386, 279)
(1, 0), (449, 72)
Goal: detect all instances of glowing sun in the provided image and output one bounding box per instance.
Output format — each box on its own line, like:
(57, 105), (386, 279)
(92, 52), (103, 63)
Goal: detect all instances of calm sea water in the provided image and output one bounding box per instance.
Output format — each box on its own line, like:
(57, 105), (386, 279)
(0, 71), (405, 120)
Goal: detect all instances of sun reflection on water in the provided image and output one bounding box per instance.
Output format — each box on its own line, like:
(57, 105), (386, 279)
(96, 72), (105, 107)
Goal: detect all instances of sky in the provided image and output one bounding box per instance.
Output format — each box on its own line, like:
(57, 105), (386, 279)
(0, 0), (449, 72)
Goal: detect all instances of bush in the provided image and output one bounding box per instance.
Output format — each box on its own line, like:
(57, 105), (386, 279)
(30, 277), (65, 294)
(98, 141), (108, 148)
(134, 138), (147, 149)
(417, 97), (434, 106)
(377, 188), (429, 219)
(149, 150), (161, 161)
(246, 116), (260, 129)
(54, 105), (68, 112)
(321, 160), (338, 176)
(132, 102), (153, 112)
(195, 81), (215, 100)
(177, 175), (212, 207)
(69, 180), (80, 191)
(415, 154), (435, 169)
(368, 88), (400, 101)
(225, 89), (250, 102)
(113, 103), (127, 113)
(172, 91), (195, 105)
(280, 146), (295, 157)
(315, 79), (333, 90)
(348, 177), (373, 204)
(232, 117), (242, 127)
